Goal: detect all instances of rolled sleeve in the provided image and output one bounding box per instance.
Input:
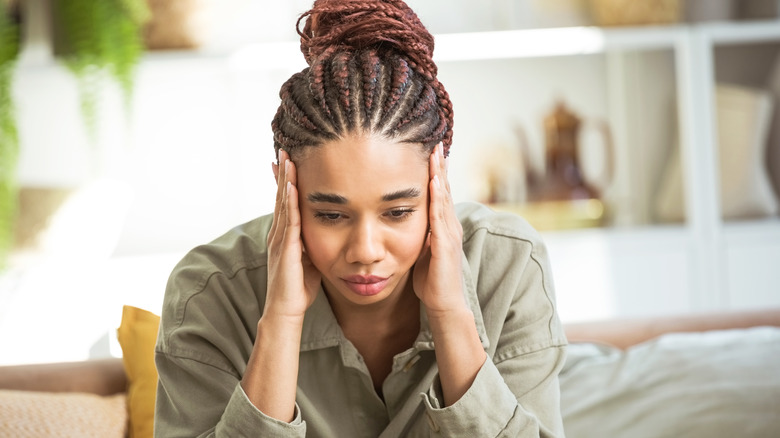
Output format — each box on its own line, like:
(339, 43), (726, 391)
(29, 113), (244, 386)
(155, 352), (307, 438)
(420, 358), (517, 436)
(215, 384), (306, 437)
(419, 345), (566, 437)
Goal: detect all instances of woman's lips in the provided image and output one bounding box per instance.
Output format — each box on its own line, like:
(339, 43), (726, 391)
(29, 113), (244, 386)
(342, 275), (389, 297)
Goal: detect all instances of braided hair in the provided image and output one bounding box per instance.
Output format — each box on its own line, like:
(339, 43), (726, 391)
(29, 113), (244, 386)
(271, 0), (454, 160)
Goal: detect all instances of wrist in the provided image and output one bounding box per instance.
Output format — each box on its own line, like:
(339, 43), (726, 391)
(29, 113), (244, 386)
(426, 305), (475, 335)
(424, 292), (471, 319)
(426, 305), (486, 407)
(257, 311), (305, 336)
(245, 310), (304, 423)
(262, 298), (309, 322)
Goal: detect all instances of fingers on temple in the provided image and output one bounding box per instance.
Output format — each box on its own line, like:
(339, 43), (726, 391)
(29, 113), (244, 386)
(430, 143), (448, 193)
(270, 150), (289, 241)
(273, 151), (286, 207)
(283, 159), (303, 247)
(429, 143), (461, 243)
(285, 180), (302, 230)
(438, 143), (451, 194)
(286, 154), (298, 188)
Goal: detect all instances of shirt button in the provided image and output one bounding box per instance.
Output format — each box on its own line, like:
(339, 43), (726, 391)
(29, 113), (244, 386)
(402, 354), (420, 372)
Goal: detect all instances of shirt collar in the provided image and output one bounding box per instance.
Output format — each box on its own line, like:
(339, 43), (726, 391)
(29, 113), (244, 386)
(299, 253), (490, 353)
(299, 290), (343, 352)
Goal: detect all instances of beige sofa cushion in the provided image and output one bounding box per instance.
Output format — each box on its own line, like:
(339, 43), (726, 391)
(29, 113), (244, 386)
(0, 390), (127, 438)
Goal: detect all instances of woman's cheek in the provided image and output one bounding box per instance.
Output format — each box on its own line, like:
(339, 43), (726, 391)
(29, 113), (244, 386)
(398, 216), (429, 260)
(299, 217), (319, 258)
(300, 220), (338, 269)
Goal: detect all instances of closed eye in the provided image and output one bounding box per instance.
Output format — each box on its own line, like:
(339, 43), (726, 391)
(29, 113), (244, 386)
(314, 211), (345, 224)
(385, 208), (416, 221)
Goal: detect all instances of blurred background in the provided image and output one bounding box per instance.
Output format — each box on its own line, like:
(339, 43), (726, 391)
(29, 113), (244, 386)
(1, 0), (780, 365)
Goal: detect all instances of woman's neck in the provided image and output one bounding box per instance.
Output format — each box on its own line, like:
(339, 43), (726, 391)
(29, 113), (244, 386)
(327, 277), (420, 335)
(327, 277), (421, 394)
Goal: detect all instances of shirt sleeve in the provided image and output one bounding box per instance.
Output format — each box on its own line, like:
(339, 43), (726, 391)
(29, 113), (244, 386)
(423, 204), (568, 437)
(420, 346), (566, 437)
(155, 352), (307, 438)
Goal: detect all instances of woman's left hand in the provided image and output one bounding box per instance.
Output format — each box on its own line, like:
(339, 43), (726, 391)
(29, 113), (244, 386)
(413, 143), (467, 316)
(414, 143), (487, 407)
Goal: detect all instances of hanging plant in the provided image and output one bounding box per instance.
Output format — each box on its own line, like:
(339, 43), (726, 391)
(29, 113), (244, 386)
(0, 0), (20, 268)
(52, 0), (150, 140)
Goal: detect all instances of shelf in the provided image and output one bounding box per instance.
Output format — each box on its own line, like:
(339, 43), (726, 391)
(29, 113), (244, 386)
(17, 20), (779, 73)
(541, 222), (688, 241)
(431, 20), (780, 62)
(539, 218), (780, 247)
(433, 26), (682, 62)
(722, 218), (780, 244)
(189, 25), (687, 67)
(700, 19), (780, 45)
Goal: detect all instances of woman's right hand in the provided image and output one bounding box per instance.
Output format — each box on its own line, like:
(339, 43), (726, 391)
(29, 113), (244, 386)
(242, 150), (320, 422)
(266, 149), (322, 319)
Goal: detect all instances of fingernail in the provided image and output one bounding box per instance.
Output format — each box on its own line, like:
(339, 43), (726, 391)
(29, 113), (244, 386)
(433, 174), (440, 188)
(433, 148), (440, 167)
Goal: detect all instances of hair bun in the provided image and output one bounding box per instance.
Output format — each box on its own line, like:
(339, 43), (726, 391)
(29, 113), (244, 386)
(297, 0), (437, 79)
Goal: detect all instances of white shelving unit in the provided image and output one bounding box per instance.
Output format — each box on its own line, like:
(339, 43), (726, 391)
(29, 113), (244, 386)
(678, 22), (780, 314)
(426, 20), (780, 320)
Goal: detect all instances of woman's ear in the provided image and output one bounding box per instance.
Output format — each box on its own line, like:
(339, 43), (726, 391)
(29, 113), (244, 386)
(272, 161), (280, 185)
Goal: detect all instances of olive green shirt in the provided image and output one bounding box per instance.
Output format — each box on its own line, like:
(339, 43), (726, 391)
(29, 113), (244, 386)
(154, 202), (567, 437)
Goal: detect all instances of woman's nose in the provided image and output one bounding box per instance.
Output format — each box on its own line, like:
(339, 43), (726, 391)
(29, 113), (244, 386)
(345, 220), (385, 265)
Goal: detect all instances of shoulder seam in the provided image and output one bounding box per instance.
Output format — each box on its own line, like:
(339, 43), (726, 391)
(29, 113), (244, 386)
(462, 223), (539, 248)
(155, 347), (241, 379)
(164, 257), (268, 342)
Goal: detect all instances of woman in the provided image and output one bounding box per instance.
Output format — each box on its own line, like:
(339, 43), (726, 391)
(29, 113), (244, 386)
(154, 1), (567, 436)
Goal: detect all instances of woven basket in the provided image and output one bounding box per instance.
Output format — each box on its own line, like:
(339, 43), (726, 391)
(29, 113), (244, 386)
(589, 0), (681, 26)
(144, 0), (210, 50)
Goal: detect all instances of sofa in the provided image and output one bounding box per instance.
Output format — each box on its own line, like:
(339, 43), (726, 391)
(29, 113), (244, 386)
(1, 307), (779, 437)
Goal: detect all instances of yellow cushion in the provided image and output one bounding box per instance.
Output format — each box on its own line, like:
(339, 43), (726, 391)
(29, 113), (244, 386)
(117, 305), (161, 438)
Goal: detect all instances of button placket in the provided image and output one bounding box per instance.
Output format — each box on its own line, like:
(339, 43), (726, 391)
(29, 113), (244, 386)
(426, 411), (440, 432)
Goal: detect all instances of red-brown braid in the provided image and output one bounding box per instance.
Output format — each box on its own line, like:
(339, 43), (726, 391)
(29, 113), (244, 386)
(274, 0), (454, 158)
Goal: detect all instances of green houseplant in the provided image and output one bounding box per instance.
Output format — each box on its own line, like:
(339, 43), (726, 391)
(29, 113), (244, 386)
(0, 0), (20, 267)
(52, 0), (150, 139)
(0, 0), (150, 267)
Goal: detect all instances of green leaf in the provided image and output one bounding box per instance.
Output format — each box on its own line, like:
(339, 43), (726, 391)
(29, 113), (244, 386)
(0, 6), (20, 268)
(56, 0), (148, 141)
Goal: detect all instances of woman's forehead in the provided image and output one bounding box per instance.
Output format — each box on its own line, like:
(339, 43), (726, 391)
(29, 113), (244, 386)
(295, 135), (429, 201)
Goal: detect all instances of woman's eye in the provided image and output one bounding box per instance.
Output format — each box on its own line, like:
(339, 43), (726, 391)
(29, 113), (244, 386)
(386, 209), (415, 221)
(314, 212), (344, 223)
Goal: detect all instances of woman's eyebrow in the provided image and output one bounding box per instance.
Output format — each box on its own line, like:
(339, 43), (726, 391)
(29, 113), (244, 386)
(382, 188), (421, 202)
(307, 192), (348, 204)
(306, 188), (420, 204)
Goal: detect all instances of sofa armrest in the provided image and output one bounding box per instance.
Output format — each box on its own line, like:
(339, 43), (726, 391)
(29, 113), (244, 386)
(564, 308), (780, 349)
(0, 357), (127, 396)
